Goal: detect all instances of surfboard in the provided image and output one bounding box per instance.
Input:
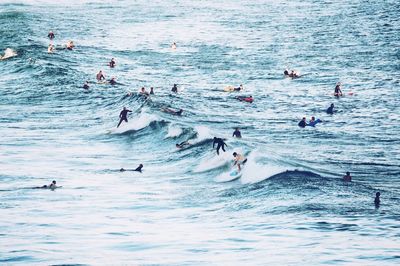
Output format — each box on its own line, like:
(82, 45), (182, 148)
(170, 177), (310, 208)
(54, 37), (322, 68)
(215, 168), (242, 182)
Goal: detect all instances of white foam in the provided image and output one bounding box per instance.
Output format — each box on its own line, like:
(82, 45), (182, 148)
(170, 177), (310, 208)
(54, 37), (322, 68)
(108, 110), (159, 134)
(0, 48), (17, 60)
(164, 124), (183, 139)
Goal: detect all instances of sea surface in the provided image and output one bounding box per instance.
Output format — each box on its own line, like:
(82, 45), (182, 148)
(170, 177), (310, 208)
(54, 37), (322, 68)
(1, 0), (399, 265)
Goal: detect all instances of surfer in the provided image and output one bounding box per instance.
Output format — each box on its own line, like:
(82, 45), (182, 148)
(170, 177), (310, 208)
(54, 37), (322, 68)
(150, 87), (154, 95)
(120, 164), (144, 173)
(374, 192), (381, 207)
(232, 128), (242, 138)
(171, 84), (178, 93)
(343, 172), (352, 182)
(140, 87), (149, 96)
(109, 58), (116, 68)
(213, 137), (227, 155)
(83, 81), (90, 90)
(234, 84), (243, 91)
(96, 70), (105, 82)
(117, 107), (132, 128)
(109, 77), (117, 85)
(176, 141), (190, 149)
(327, 103), (335, 114)
(233, 152), (247, 171)
(66, 40), (75, 50)
(161, 108), (183, 116)
(284, 69), (289, 76)
(171, 42), (177, 49)
(334, 82), (343, 97)
(307, 117), (322, 127)
(35, 180), (58, 189)
(298, 117), (307, 128)
(47, 44), (55, 53)
(236, 95), (253, 103)
(48, 31), (55, 40)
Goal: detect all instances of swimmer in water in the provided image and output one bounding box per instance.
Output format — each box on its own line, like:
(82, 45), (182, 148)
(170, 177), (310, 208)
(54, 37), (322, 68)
(66, 40), (75, 50)
(117, 107), (132, 128)
(161, 108), (183, 116)
(232, 128), (242, 138)
(120, 164), (144, 173)
(298, 117), (307, 128)
(109, 58), (116, 68)
(47, 44), (55, 53)
(83, 81), (90, 90)
(140, 87), (149, 96)
(171, 42), (177, 49)
(96, 70), (105, 82)
(48, 31), (55, 40)
(176, 141), (191, 149)
(374, 192), (381, 207)
(109, 77), (117, 85)
(233, 152), (247, 171)
(343, 172), (352, 182)
(307, 116), (322, 127)
(171, 84), (178, 93)
(326, 103), (335, 114)
(236, 95), (253, 103)
(213, 137), (227, 155)
(334, 82), (343, 97)
(150, 87), (154, 95)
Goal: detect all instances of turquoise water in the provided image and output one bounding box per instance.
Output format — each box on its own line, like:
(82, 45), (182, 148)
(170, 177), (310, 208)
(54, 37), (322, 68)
(1, 0), (399, 265)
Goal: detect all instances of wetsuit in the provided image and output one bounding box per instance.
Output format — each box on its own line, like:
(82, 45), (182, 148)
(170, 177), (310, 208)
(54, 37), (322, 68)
(298, 120), (306, 128)
(134, 165), (143, 172)
(109, 79), (117, 85)
(109, 61), (115, 68)
(117, 109), (132, 128)
(171, 85), (178, 93)
(232, 129), (242, 138)
(83, 84), (89, 90)
(284, 70), (289, 75)
(327, 105), (334, 114)
(213, 138), (227, 155)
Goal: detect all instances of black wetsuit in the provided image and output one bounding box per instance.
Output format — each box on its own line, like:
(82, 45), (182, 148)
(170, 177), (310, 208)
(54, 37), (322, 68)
(83, 84), (89, 90)
(284, 70), (289, 75)
(334, 85), (342, 96)
(298, 120), (306, 128)
(171, 85), (178, 93)
(109, 79), (117, 85)
(327, 105), (334, 114)
(48, 32), (55, 40)
(213, 138), (227, 155)
(109, 61), (115, 68)
(117, 109), (132, 128)
(134, 165), (143, 172)
(233, 129), (242, 138)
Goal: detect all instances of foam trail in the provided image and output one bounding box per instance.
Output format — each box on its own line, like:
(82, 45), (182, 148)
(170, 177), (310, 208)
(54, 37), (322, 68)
(164, 124), (183, 139)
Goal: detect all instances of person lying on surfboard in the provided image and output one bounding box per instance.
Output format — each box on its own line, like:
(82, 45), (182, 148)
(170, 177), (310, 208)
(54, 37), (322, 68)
(161, 107), (183, 116)
(236, 95), (253, 103)
(233, 152), (247, 171)
(120, 164), (143, 173)
(34, 180), (59, 190)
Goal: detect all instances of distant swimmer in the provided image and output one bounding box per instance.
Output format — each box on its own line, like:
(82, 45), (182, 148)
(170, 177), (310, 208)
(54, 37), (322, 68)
(96, 70), (105, 82)
(171, 84), (178, 93)
(236, 95), (253, 103)
(334, 82), (343, 97)
(298, 117), (307, 128)
(83, 81), (90, 90)
(150, 87), (154, 95)
(326, 103), (335, 114)
(232, 128), (242, 138)
(289, 70), (300, 78)
(109, 77), (117, 85)
(233, 152), (247, 171)
(307, 116), (322, 127)
(48, 31), (55, 40)
(343, 172), (352, 182)
(66, 40), (75, 50)
(140, 87), (149, 96)
(374, 192), (381, 207)
(161, 107), (183, 116)
(117, 107), (132, 128)
(171, 42), (177, 49)
(34, 180), (59, 190)
(109, 58), (116, 68)
(234, 84), (244, 91)
(213, 137), (227, 155)
(176, 141), (191, 149)
(120, 164), (144, 173)
(47, 44), (55, 53)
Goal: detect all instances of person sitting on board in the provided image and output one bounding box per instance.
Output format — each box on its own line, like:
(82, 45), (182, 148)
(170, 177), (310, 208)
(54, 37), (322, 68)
(35, 180), (58, 189)
(342, 172), (352, 182)
(150, 87), (154, 95)
(374, 192), (381, 208)
(47, 44), (55, 53)
(66, 40), (75, 50)
(120, 164), (144, 173)
(171, 84), (178, 93)
(234, 84), (243, 91)
(176, 141), (191, 149)
(140, 87), (149, 96)
(233, 152), (247, 171)
(83, 81), (90, 90)
(298, 117), (307, 128)
(161, 107), (183, 116)
(47, 31), (55, 40)
(236, 95), (253, 103)
(326, 103), (335, 114)
(117, 107), (132, 128)
(307, 116), (322, 127)
(109, 58), (116, 68)
(232, 128), (242, 138)
(171, 42), (177, 49)
(96, 70), (105, 82)
(334, 82), (343, 97)
(213, 137), (227, 155)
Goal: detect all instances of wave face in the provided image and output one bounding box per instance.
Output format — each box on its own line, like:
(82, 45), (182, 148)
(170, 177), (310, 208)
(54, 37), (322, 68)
(1, 1), (399, 265)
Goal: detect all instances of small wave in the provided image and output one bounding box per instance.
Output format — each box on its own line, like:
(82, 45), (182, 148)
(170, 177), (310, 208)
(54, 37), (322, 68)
(0, 48), (17, 60)
(107, 110), (160, 135)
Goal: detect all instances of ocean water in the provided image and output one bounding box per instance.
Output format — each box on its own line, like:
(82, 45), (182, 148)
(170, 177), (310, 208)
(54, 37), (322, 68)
(1, 0), (399, 265)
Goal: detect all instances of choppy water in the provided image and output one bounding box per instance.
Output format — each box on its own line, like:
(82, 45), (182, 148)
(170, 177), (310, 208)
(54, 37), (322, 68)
(1, 0), (399, 265)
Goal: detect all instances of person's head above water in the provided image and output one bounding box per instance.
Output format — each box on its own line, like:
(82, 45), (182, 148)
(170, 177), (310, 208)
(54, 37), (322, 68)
(233, 152), (237, 157)
(331, 103), (334, 107)
(52, 180), (56, 184)
(346, 171), (350, 176)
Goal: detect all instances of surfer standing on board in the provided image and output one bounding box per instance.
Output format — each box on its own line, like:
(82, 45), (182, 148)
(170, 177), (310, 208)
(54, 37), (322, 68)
(213, 137), (227, 155)
(117, 107), (132, 128)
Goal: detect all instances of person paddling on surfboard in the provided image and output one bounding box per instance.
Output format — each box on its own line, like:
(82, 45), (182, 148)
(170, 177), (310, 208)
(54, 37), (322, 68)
(96, 70), (105, 82)
(236, 95), (253, 103)
(120, 164), (143, 173)
(34, 180), (59, 190)
(233, 152), (247, 171)
(176, 141), (190, 149)
(117, 107), (132, 128)
(234, 84), (243, 91)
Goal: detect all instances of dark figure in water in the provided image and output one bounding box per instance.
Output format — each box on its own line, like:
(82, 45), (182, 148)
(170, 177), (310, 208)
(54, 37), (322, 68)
(232, 128), (242, 138)
(374, 192), (381, 207)
(161, 108), (183, 116)
(327, 103), (335, 114)
(120, 164), (144, 173)
(35, 180), (58, 189)
(150, 87), (154, 95)
(284, 69), (289, 76)
(117, 107), (132, 128)
(83, 81), (90, 90)
(176, 141), (190, 149)
(109, 58), (116, 68)
(213, 137), (227, 155)
(96, 70), (105, 81)
(109, 77), (117, 85)
(343, 171), (352, 182)
(298, 117), (307, 128)
(171, 84), (178, 93)
(48, 31), (55, 40)
(334, 83), (343, 97)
